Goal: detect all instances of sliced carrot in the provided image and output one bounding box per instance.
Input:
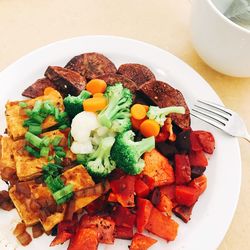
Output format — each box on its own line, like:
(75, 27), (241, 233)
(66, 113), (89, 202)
(44, 87), (57, 95)
(86, 79), (107, 94)
(131, 117), (147, 130)
(83, 97), (107, 112)
(93, 93), (104, 98)
(131, 104), (147, 120)
(140, 119), (160, 137)
(143, 105), (149, 112)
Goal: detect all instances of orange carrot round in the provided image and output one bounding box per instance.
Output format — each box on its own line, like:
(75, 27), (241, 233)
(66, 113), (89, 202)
(143, 105), (149, 112)
(44, 87), (56, 95)
(131, 104), (147, 120)
(93, 93), (104, 98)
(86, 79), (107, 94)
(131, 117), (147, 130)
(140, 119), (160, 137)
(83, 97), (107, 112)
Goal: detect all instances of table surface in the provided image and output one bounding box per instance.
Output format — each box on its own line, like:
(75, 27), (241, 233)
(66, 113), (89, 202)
(0, 0), (249, 249)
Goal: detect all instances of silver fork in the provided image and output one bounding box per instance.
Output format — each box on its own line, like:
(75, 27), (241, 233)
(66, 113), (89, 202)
(191, 100), (250, 142)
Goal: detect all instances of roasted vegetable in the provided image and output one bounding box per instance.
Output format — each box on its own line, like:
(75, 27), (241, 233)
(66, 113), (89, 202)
(111, 130), (155, 175)
(63, 90), (91, 118)
(147, 105), (185, 126)
(78, 137), (116, 178)
(98, 83), (132, 133)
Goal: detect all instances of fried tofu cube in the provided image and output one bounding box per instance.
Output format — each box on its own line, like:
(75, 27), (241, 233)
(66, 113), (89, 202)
(5, 88), (64, 140)
(0, 136), (16, 171)
(62, 165), (95, 191)
(9, 184), (40, 226)
(9, 165), (95, 231)
(13, 139), (48, 181)
(29, 183), (66, 232)
(13, 130), (76, 181)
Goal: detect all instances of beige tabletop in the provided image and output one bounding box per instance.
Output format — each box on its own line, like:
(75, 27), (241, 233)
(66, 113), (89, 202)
(0, 0), (249, 249)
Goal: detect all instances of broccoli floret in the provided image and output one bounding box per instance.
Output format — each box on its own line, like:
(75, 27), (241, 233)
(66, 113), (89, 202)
(78, 137), (116, 178)
(111, 109), (131, 133)
(147, 106), (185, 126)
(111, 130), (155, 175)
(98, 83), (132, 132)
(63, 90), (91, 118)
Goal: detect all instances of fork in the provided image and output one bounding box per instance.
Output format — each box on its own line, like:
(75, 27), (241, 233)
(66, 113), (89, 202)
(191, 100), (250, 142)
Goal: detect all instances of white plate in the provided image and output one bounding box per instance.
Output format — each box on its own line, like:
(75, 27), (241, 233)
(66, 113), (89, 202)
(0, 36), (241, 250)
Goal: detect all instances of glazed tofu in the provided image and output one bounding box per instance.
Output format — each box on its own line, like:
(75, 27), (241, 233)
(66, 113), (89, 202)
(9, 183), (40, 226)
(9, 165), (96, 231)
(62, 165), (95, 191)
(13, 130), (76, 181)
(29, 183), (66, 232)
(0, 136), (16, 171)
(5, 88), (64, 140)
(62, 165), (99, 212)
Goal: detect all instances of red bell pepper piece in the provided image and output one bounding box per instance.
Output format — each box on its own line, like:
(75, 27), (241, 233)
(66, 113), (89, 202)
(149, 187), (161, 206)
(175, 186), (199, 207)
(130, 233), (157, 250)
(110, 175), (136, 207)
(159, 184), (176, 201)
(189, 150), (208, 167)
(108, 168), (126, 181)
(107, 192), (118, 202)
(114, 226), (133, 240)
(79, 215), (115, 244)
(145, 207), (178, 241)
(50, 216), (77, 246)
(190, 131), (202, 151)
(174, 154), (191, 185)
(111, 204), (136, 228)
(155, 131), (169, 143)
(136, 198), (153, 233)
(141, 175), (155, 190)
(189, 175), (207, 195)
(173, 205), (194, 223)
(84, 195), (108, 215)
(193, 130), (215, 154)
(68, 227), (98, 250)
(135, 178), (150, 198)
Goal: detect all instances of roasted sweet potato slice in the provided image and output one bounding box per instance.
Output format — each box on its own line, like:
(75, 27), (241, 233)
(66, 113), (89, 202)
(65, 52), (117, 80)
(145, 207), (178, 241)
(80, 215), (115, 244)
(44, 66), (86, 96)
(138, 80), (190, 129)
(117, 63), (156, 86)
(142, 149), (175, 187)
(130, 233), (157, 250)
(22, 78), (56, 98)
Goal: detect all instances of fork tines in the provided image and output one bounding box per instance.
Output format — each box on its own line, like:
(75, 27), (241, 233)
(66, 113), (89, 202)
(191, 100), (232, 130)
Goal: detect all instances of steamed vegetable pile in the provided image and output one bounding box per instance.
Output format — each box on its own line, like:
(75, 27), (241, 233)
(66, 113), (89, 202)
(0, 75), (215, 249)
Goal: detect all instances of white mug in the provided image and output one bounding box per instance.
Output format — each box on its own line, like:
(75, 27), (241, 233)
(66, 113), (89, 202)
(191, 0), (250, 77)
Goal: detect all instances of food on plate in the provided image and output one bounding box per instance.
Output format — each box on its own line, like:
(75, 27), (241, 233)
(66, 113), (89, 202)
(22, 78), (56, 99)
(65, 52), (117, 80)
(0, 52), (215, 249)
(117, 63), (156, 85)
(45, 66), (86, 97)
(138, 80), (191, 129)
(97, 73), (138, 97)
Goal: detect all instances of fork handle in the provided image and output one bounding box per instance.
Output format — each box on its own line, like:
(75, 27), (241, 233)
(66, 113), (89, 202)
(244, 133), (250, 143)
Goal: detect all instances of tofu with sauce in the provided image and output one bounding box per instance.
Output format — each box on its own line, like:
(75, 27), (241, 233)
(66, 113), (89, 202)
(0, 136), (16, 171)
(12, 129), (76, 181)
(9, 165), (96, 231)
(5, 88), (64, 140)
